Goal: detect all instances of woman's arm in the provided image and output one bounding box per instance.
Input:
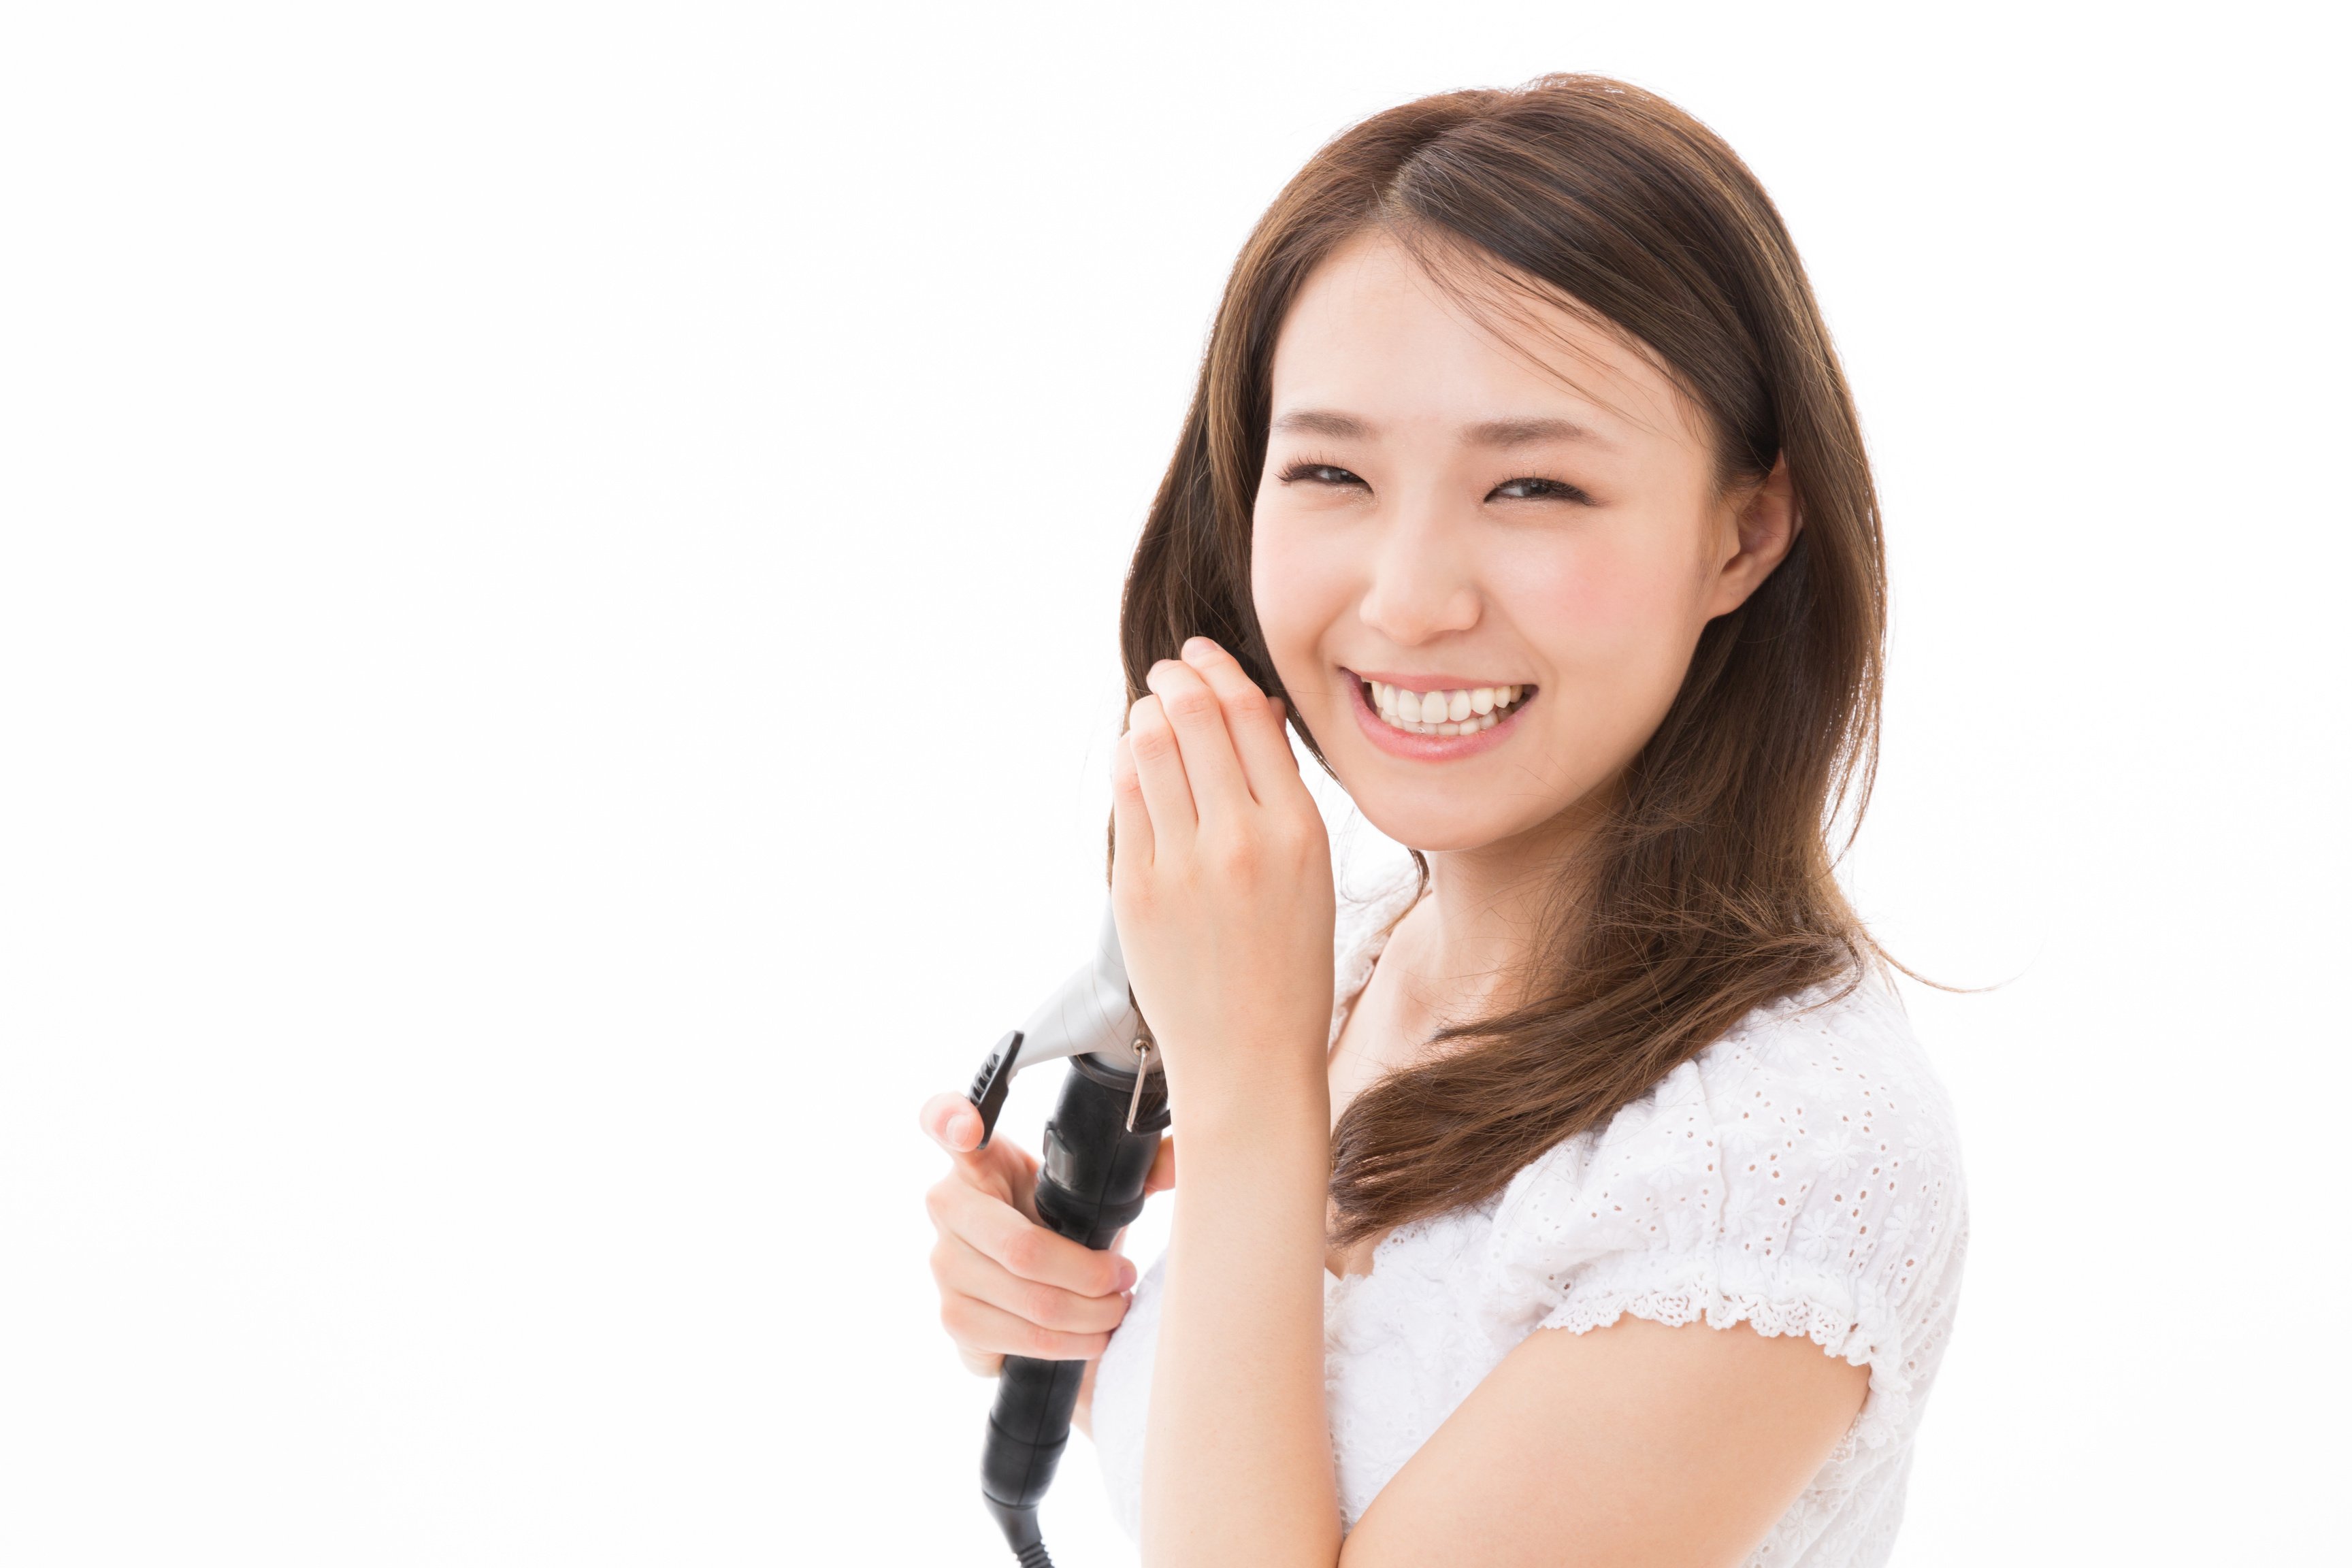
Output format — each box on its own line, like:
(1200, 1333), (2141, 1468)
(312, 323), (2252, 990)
(1143, 1052), (1337, 1563)
(1343, 1318), (1867, 1567)
(1113, 639), (1342, 1565)
(1113, 640), (1867, 1567)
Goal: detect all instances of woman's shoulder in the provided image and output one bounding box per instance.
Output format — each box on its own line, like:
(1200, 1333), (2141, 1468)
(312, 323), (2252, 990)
(1483, 965), (1967, 1447)
(1695, 968), (1965, 1188)
(1501, 966), (1963, 1215)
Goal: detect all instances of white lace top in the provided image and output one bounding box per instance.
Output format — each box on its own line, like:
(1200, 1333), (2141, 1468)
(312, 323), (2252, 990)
(1090, 872), (1967, 1565)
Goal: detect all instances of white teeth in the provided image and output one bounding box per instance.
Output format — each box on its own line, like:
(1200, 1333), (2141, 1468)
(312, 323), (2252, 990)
(1362, 678), (1531, 738)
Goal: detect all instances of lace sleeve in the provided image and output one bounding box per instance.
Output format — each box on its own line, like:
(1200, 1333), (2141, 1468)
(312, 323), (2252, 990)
(1483, 974), (1968, 1452)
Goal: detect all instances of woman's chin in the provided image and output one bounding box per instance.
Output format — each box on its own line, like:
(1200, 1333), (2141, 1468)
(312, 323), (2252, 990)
(1345, 797), (1556, 859)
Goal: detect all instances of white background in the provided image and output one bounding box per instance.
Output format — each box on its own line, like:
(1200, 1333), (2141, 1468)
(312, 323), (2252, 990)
(1, 2), (2345, 1563)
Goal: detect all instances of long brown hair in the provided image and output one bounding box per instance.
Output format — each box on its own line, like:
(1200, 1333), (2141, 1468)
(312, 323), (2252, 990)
(1120, 75), (1888, 1247)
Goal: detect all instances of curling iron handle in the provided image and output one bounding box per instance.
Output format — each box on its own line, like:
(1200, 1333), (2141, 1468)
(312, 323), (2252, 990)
(979, 1057), (1169, 1557)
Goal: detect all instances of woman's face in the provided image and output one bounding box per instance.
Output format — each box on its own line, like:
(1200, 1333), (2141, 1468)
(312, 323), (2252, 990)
(1251, 230), (1793, 856)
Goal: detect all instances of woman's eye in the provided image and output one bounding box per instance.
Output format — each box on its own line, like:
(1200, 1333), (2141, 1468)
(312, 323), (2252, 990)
(1279, 462), (1367, 489)
(1490, 476), (1592, 504)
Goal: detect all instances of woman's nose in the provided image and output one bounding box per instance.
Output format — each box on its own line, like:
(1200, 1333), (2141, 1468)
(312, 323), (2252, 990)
(1357, 506), (1482, 645)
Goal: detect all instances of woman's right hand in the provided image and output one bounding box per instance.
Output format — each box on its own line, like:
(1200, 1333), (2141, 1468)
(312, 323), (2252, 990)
(919, 1093), (1171, 1375)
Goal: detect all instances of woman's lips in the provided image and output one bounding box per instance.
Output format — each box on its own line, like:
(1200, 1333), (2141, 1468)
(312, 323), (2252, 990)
(1342, 669), (1535, 762)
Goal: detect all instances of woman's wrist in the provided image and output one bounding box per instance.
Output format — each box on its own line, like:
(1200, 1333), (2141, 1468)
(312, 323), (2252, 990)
(1164, 1043), (1329, 1152)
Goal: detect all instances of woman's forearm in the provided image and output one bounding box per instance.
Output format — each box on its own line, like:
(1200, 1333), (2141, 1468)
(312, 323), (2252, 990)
(1141, 1065), (1339, 1567)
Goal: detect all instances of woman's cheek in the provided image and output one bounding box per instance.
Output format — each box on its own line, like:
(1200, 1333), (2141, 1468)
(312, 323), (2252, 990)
(1249, 512), (1350, 704)
(1500, 538), (1709, 750)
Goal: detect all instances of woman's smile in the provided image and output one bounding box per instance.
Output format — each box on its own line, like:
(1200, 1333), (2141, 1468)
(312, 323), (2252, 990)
(1342, 668), (1537, 760)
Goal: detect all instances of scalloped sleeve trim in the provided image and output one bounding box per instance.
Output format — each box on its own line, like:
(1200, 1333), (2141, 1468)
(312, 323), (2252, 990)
(1531, 1250), (1913, 1456)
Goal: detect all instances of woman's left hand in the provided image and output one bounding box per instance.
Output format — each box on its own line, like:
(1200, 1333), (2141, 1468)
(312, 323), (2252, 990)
(1110, 638), (1335, 1135)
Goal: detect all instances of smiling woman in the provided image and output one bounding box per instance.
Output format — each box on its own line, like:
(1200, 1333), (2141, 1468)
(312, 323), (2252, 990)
(921, 74), (1962, 1568)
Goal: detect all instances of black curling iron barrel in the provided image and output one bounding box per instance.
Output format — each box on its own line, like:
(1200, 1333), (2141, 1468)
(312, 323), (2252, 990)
(963, 907), (1168, 1568)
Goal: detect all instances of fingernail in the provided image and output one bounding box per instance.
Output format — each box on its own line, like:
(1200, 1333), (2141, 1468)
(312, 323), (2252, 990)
(1116, 1260), (1138, 1290)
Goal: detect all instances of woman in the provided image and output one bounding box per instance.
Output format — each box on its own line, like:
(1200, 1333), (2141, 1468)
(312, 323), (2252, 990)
(921, 75), (1965, 1567)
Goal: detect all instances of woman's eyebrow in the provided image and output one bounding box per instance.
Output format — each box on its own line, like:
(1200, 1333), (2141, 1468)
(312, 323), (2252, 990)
(1269, 410), (1607, 448)
(1462, 416), (1604, 448)
(1271, 409), (1375, 439)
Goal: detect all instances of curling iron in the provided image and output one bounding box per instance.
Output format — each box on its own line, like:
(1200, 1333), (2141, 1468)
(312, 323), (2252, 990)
(963, 904), (1169, 1567)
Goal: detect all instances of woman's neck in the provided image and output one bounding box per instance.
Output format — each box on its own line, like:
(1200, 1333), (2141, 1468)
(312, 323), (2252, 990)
(1395, 806), (1596, 1028)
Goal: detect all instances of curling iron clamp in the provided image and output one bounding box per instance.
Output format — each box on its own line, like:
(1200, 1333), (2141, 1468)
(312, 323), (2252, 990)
(963, 904), (1169, 1567)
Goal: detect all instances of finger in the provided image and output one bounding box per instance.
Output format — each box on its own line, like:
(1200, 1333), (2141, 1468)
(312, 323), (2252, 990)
(926, 1175), (1135, 1298)
(1145, 1137), (1176, 1194)
(934, 1232), (1134, 1336)
(1126, 693), (1197, 846)
(1145, 657), (1254, 824)
(1111, 734), (1154, 872)
(1179, 637), (1305, 806)
(921, 1094), (1036, 1194)
(920, 1092), (983, 1155)
(912, 1100), (1034, 1184)
(940, 1292), (1114, 1363)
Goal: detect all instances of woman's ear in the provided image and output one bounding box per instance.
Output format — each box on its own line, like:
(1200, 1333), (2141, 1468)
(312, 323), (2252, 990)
(1705, 455), (1799, 619)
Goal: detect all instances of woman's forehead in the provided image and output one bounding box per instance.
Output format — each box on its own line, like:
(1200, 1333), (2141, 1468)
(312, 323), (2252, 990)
(1271, 230), (1703, 453)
